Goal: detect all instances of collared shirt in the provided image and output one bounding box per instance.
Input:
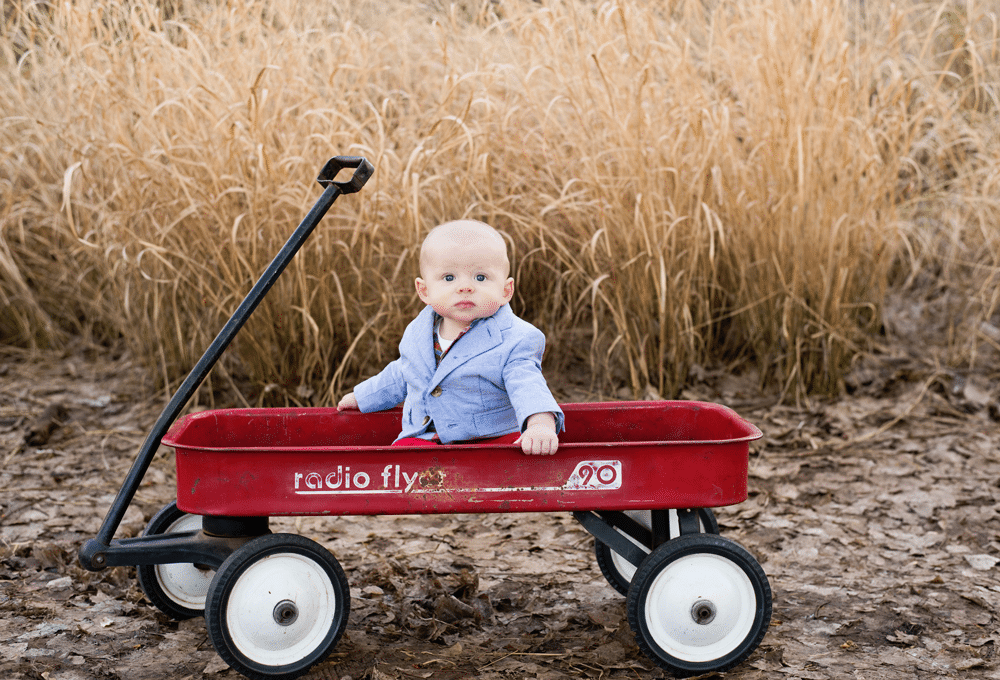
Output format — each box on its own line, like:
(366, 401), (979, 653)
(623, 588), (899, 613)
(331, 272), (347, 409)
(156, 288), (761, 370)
(433, 315), (479, 366)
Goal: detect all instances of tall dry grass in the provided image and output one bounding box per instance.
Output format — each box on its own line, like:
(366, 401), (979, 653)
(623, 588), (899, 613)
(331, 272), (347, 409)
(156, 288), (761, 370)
(1, 0), (998, 404)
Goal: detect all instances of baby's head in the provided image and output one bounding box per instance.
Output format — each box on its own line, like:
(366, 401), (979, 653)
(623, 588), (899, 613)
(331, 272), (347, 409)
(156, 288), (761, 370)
(416, 220), (514, 326)
(419, 220), (509, 278)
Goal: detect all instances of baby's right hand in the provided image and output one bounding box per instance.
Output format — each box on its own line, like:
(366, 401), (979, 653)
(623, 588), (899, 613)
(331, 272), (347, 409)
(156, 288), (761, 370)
(516, 412), (559, 455)
(337, 393), (359, 411)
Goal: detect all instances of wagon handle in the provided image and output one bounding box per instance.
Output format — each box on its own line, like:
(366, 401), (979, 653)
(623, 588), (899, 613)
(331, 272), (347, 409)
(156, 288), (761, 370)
(317, 156), (374, 194)
(79, 156), (373, 571)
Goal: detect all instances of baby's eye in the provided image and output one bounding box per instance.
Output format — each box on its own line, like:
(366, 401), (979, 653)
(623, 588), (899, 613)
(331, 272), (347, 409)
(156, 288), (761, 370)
(444, 274), (455, 282)
(475, 274), (487, 282)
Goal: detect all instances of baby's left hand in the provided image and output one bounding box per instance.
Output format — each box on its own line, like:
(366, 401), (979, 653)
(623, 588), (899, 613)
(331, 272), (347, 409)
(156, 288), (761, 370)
(516, 413), (559, 455)
(337, 393), (359, 411)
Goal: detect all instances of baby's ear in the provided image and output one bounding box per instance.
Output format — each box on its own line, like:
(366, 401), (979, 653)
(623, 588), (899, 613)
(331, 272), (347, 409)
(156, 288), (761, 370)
(415, 277), (429, 302)
(503, 277), (514, 301)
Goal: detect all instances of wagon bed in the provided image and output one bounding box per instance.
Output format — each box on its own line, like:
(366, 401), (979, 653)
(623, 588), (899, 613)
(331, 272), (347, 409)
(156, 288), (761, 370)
(164, 400), (761, 517)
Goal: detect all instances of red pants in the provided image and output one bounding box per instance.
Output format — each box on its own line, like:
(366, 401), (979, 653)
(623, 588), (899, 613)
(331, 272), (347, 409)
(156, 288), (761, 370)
(392, 432), (520, 447)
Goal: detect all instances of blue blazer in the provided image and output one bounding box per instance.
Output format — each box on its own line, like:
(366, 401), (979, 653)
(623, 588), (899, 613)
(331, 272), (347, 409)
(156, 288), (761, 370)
(354, 304), (565, 444)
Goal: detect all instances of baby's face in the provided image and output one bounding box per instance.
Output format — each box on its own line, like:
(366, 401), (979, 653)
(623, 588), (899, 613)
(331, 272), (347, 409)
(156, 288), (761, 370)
(416, 234), (513, 329)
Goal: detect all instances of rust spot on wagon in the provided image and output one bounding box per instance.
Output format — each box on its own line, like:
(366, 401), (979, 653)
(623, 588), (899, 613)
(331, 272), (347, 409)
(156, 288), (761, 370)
(417, 466), (447, 489)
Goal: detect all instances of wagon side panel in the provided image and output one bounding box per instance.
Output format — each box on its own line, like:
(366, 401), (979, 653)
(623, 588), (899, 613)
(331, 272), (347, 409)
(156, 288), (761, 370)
(174, 441), (749, 516)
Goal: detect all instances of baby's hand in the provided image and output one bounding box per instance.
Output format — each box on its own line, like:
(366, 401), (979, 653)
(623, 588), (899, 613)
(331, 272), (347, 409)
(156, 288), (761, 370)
(516, 412), (559, 455)
(337, 393), (359, 411)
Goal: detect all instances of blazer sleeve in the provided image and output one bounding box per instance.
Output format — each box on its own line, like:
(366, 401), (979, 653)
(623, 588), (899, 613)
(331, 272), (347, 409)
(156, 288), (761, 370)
(501, 329), (565, 434)
(353, 358), (407, 413)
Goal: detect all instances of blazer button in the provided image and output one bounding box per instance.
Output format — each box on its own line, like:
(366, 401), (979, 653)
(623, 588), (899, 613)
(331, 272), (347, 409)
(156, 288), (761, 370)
(422, 416), (430, 425)
(431, 386), (443, 397)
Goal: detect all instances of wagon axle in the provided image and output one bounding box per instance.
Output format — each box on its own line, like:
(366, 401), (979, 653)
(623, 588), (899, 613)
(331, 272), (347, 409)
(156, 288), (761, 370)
(692, 599), (718, 625)
(273, 600), (299, 626)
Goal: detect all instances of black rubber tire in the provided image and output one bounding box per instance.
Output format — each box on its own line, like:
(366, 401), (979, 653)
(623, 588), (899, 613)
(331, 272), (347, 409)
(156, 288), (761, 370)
(594, 509), (720, 596)
(205, 533), (350, 680)
(626, 533), (771, 677)
(136, 501), (211, 620)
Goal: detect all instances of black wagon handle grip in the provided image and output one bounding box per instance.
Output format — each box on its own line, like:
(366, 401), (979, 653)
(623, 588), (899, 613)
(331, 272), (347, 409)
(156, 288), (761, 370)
(317, 156), (374, 194)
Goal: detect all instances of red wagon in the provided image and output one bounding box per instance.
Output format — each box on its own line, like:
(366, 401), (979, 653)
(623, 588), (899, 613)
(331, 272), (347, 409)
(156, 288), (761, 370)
(78, 158), (772, 680)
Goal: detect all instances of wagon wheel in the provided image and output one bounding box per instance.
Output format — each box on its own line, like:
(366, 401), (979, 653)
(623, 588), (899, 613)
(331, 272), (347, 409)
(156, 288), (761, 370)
(136, 501), (212, 620)
(205, 533), (350, 680)
(594, 509), (719, 596)
(626, 533), (771, 677)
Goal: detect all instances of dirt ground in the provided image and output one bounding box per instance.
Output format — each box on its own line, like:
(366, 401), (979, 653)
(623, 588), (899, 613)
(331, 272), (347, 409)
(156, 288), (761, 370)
(2, 344), (1000, 680)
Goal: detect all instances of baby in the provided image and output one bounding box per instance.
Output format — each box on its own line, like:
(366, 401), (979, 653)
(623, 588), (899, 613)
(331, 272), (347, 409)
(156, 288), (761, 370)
(337, 220), (564, 454)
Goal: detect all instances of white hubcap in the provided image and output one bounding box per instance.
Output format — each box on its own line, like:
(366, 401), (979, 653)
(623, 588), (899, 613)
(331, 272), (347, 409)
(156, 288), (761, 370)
(155, 514), (212, 609)
(644, 552), (756, 662)
(226, 553), (337, 666)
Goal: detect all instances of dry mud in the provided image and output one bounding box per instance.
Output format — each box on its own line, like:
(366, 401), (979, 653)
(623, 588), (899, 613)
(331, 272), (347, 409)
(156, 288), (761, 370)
(2, 347), (999, 680)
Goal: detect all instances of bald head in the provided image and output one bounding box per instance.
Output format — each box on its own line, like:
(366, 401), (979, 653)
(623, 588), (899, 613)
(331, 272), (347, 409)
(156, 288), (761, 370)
(419, 220), (510, 279)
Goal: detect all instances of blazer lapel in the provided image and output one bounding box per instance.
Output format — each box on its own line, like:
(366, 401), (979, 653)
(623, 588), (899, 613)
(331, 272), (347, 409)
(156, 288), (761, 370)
(408, 306), (438, 378)
(430, 305), (513, 385)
